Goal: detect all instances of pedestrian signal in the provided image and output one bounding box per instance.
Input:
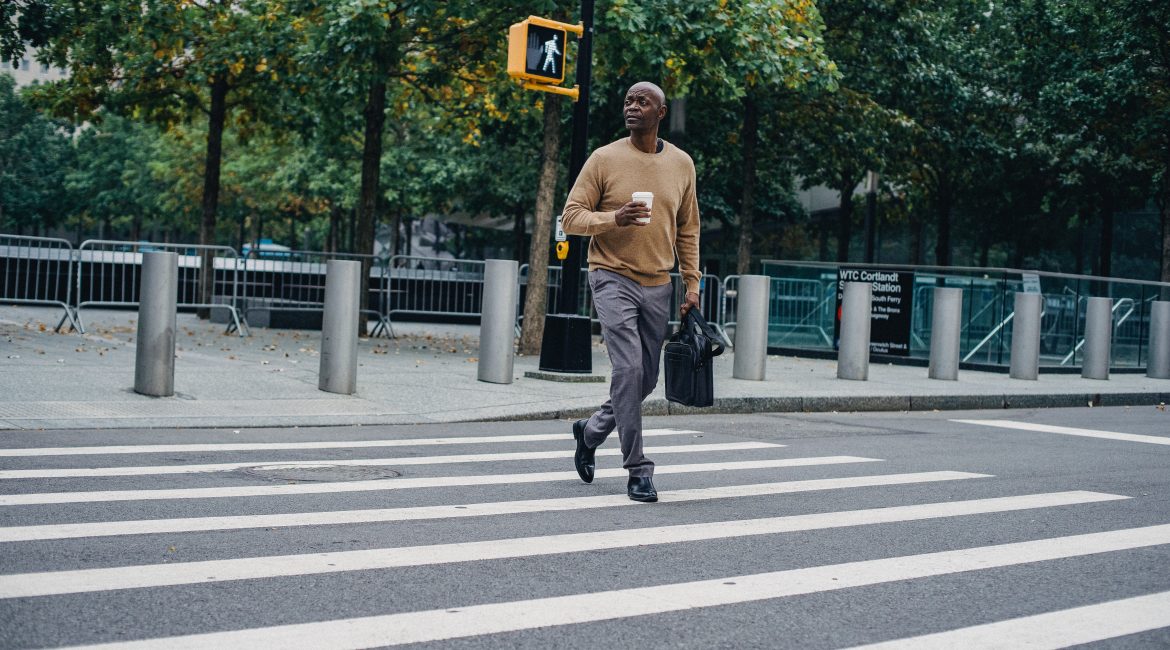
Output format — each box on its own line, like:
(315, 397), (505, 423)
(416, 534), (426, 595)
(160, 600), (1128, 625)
(508, 16), (582, 86)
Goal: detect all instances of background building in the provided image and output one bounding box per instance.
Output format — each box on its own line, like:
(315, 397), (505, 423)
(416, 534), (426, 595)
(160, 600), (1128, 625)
(1, 45), (67, 88)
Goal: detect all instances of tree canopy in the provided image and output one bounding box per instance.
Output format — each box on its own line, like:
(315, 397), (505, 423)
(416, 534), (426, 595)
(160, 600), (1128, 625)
(2, 0), (1166, 285)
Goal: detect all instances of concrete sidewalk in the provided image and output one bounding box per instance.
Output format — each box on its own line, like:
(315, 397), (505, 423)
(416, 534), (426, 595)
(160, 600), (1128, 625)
(2, 305), (1167, 430)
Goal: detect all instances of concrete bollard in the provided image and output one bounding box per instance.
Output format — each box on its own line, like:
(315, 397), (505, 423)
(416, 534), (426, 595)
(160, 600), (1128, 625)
(319, 259), (361, 395)
(134, 251), (178, 397)
(837, 281), (872, 381)
(1149, 301), (1170, 379)
(478, 259), (519, 384)
(1082, 296), (1112, 380)
(928, 287), (963, 381)
(1009, 292), (1042, 380)
(732, 275), (770, 381)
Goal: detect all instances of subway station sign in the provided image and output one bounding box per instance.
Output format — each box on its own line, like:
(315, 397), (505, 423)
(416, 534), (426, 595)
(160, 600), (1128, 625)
(834, 267), (916, 356)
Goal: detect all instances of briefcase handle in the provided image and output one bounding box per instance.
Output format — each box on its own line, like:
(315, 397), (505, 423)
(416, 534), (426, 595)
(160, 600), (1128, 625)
(683, 309), (724, 359)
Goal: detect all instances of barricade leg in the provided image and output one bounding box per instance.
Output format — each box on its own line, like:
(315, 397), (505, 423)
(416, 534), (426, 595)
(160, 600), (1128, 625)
(134, 252), (178, 397)
(319, 260), (361, 395)
(1149, 301), (1170, 379)
(479, 259), (519, 384)
(837, 282), (872, 381)
(732, 275), (770, 381)
(928, 287), (963, 380)
(1082, 296), (1112, 380)
(1009, 293), (1042, 380)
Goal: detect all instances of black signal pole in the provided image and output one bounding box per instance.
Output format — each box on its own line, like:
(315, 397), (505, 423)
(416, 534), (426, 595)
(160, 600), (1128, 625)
(538, 0), (594, 373)
(559, 0), (593, 316)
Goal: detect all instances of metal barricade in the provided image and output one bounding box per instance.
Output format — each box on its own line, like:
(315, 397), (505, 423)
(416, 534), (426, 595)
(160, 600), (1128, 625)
(764, 276), (834, 348)
(0, 234), (80, 332)
(518, 266), (721, 341)
(74, 240), (248, 336)
(387, 255), (487, 324)
(720, 275), (740, 343)
(242, 249), (391, 338)
(667, 272), (723, 333)
(517, 264), (589, 322)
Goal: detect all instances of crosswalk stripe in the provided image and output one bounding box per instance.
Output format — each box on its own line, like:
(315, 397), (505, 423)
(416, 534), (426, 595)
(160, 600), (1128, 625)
(60, 512), (1169, 650)
(850, 590), (1170, 649)
(953, 419), (1170, 446)
(0, 442), (782, 480)
(0, 456), (881, 506)
(0, 428), (700, 457)
(0, 491), (1124, 599)
(0, 471), (989, 542)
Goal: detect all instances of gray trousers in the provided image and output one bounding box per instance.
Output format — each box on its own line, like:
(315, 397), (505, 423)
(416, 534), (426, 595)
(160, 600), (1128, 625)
(582, 269), (673, 478)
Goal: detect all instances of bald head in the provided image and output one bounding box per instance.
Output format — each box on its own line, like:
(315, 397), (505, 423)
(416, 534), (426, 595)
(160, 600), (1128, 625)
(623, 82), (668, 138)
(627, 82), (666, 107)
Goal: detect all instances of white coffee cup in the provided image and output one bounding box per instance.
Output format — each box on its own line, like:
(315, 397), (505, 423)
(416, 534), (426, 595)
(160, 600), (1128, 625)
(632, 191), (653, 224)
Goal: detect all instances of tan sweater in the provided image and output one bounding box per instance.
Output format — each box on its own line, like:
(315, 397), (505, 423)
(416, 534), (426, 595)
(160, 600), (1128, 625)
(561, 138), (701, 294)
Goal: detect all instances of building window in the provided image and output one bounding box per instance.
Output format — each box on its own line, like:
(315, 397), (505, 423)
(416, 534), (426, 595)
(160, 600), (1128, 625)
(40, 63), (50, 73)
(20, 59), (29, 71)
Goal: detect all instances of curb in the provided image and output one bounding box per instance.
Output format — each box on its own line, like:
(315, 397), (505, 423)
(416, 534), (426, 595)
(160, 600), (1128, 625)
(479, 391), (1170, 423)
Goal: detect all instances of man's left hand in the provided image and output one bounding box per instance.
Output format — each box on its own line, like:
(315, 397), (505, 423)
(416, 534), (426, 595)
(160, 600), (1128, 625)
(680, 291), (700, 318)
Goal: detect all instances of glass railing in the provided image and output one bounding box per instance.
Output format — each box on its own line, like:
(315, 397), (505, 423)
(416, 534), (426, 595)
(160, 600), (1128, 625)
(758, 260), (1170, 369)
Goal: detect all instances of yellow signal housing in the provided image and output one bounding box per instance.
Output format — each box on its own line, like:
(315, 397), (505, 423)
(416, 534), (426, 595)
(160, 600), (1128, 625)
(508, 16), (583, 100)
(555, 241), (569, 261)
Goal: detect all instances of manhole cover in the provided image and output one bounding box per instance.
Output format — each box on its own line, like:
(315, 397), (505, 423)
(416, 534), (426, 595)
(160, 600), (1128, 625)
(240, 464), (401, 483)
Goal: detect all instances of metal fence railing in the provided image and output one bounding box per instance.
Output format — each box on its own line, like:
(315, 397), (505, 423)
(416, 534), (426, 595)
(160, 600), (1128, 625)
(517, 264), (591, 325)
(0, 234), (80, 332)
(5, 230), (1166, 371)
(517, 265), (726, 342)
(760, 259), (1170, 369)
(387, 255), (487, 325)
(242, 250), (392, 338)
(74, 240), (248, 336)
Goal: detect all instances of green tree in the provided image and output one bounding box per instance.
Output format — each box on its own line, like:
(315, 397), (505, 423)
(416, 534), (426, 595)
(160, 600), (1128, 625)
(0, 75), (72, 234)
(31, 0), (305, 311)
(599, 0), (840, 274)
(295, 0), (515, 325)
(65, 115), (167, 241)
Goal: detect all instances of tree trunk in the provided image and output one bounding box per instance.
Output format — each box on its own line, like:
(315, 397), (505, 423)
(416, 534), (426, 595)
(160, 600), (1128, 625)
(978, 219), (991, 267)
(1159, 187), (1170, 299)
(934, 181), (952, 267)
(909, 211), (924, 266)
(356, 77), (387, 335)
(1075, 212), (1087, 275)
(1095, 194), (1113, 301)
(818, 212), (831, 261)
(391, 207), (402, 257)
(735, 95), (759, 276)
(518, 94), (564, 356)
(668, 97), (687, 151)
(512, 210), (527, 263)
(836, 177), (855, 263)
(197, 75), (229, 319)
(1099, 195), (1114, 279)
(327, 204), (340, 253)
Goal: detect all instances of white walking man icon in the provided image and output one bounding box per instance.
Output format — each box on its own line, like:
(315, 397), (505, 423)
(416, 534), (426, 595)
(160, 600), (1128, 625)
(541, 35), (560, 74)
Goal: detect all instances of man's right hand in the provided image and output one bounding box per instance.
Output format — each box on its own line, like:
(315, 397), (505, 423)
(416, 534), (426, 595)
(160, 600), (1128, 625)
(614, 201), (651, 227)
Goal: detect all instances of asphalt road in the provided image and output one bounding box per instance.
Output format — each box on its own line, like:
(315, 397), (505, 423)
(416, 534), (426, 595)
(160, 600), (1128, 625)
(1, 405), (1169, 649)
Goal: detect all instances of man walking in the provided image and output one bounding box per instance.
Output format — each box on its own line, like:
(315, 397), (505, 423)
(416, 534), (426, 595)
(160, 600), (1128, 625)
(561, 81), (701, 503)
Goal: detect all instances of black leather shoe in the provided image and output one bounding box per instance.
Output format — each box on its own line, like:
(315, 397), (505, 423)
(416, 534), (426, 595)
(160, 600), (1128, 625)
(627, 476), (658, 502)
(573, 419), (595, 483)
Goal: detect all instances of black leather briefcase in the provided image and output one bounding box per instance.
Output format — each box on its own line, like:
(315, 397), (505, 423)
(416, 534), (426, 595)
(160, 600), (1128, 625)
(664, 309), (725, 407)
